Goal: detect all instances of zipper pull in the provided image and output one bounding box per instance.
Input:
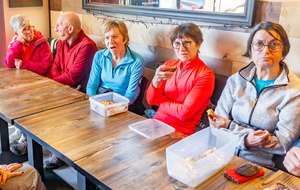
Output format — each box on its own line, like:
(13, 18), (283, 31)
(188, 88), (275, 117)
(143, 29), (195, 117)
(252, 97), (258, 108)
(179, 68), (185, 79)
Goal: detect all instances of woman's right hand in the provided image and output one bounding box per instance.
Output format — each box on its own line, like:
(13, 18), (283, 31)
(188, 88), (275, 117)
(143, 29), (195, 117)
(152, 65), (175, 88)
(16, 35), (26, 44)
(208, 113), (231, 129)
(246, 130), (277, 148)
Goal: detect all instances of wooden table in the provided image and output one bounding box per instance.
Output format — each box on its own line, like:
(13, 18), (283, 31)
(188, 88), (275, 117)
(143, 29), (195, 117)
(14, 100), (187, 189)
(14, 99), (300, 190)
(258, 169), (300, 190)
(4, 69), (300, 189)
(0, 68), (88, 123)
(0, 68), (88, 171)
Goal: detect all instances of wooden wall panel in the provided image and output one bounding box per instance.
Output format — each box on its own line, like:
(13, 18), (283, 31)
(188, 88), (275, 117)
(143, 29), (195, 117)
(255, 1), (282, 24)
(50, 0), (62, 11)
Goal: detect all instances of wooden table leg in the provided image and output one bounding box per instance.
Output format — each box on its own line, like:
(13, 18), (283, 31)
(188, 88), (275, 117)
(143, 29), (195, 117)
(27, 136), (44, 179)
(0, 117), (9, 153)
(77, 172), (98, 190)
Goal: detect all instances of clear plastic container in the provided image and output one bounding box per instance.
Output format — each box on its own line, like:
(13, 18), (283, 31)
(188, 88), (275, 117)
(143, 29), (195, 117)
(129, 119), (175, 139)
(166, 127), (238, 187)
(89, 92), (129, 117)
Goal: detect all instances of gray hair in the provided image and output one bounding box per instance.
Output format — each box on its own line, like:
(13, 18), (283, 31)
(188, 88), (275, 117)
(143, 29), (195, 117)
(10, 14), (31, 32)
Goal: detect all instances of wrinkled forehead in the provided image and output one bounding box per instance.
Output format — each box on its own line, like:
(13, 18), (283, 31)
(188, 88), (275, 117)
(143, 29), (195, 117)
(57, 15), (68, 26)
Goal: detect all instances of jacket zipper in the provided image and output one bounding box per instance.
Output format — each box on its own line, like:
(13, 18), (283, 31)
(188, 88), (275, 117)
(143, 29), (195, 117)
(179, 68), (185, 79)
(247, 83), (287, 126)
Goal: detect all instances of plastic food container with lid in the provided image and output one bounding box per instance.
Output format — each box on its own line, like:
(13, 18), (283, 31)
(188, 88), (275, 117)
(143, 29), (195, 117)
(89, 92), (129, 117)
(166, 127), (238, 187)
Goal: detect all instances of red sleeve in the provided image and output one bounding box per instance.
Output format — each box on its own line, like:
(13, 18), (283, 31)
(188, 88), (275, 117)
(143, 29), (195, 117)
(158, 71), (215, 121)
(4, 39), (23, 68)
(20, 41), (53, 76)
(52, 43), (97, 86)
(146, 80), (166, 105)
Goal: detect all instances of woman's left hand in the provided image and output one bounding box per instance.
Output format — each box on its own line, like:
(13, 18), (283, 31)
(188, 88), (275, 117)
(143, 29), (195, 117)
(208, 113), (231, 129)
(246, 130), (277, 148)
(0, 163), (23, 179)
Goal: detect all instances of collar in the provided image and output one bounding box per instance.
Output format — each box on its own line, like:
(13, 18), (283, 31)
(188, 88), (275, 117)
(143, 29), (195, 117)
(239, 61), (290, 85)
(178, 55), (203, 70)
(65, 30), (83, 48)
(103, 46), (134, 65)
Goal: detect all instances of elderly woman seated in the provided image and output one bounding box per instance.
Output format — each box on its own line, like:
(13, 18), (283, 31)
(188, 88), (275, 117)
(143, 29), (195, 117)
(146, 23), (215, 135)
(5, 14), (53, 156)
(209, 21), (300, 168)
(86, 19), (145, 105)
(4, 14), (53, 76)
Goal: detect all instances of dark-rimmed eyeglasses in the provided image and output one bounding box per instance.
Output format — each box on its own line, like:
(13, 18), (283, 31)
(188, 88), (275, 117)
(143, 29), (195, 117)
(18, 25), (34, 34)
(172, 41), (192, 49)
(251, 41), (283, 52)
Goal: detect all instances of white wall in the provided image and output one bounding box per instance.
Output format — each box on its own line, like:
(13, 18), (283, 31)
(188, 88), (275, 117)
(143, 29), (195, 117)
(1, 0), (49, 67)
(52, 0), (300, 76)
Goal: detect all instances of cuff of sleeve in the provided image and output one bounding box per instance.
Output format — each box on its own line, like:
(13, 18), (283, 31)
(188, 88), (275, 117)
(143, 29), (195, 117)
(244, 134), (250, 149)
(20, 61), (28, 69)
(293, 140), (300, 148)
(227, 120), (233, 129)
(235, 134), (249, 150)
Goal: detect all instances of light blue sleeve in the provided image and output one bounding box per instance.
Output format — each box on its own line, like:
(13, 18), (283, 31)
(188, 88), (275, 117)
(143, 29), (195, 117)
(86, 51), (102, 96)
(293, 139), (300, 147)
(124, 53), (145, 104)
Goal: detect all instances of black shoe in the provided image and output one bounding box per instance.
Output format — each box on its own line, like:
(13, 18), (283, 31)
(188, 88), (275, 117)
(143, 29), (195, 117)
(10, 141), (28, 155)
(44, 154), (65, 169)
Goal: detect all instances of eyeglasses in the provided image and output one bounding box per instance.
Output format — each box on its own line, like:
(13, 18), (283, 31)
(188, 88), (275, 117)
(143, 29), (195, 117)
(18, 25), (34, 34)
(251, 41), (283, 52)
(172, 41), (192, 49)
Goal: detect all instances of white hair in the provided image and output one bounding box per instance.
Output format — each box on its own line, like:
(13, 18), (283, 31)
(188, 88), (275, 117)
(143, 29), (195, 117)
(10, 14), (31, 32)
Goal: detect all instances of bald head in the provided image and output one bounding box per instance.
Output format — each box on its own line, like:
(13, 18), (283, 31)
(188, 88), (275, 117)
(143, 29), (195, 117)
(61, 12), (81, 31)
(55, 12), (82, 43)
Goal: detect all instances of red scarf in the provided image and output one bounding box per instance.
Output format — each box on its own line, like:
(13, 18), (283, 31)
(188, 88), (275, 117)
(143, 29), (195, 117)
(22, 30), (37, 61)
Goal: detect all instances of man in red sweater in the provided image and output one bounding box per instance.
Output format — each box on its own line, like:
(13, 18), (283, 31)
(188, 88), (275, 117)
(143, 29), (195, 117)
(45, 12), (97, 169)
(50, 12), (98, 91)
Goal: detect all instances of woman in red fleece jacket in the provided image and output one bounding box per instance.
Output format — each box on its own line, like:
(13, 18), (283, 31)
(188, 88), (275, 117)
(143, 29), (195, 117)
(4, 14), (53, 77)
(146, 23), (215, 135)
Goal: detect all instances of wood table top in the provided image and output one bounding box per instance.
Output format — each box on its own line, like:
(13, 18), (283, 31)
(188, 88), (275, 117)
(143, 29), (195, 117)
(14, 100), (187, 189)
(258, 169), (300, 190)
(15, 99), (299, 190)
(0, 68), (88, 123)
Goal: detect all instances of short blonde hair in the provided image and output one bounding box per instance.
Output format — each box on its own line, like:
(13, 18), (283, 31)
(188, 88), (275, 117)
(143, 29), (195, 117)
(102, 19), (129, 47)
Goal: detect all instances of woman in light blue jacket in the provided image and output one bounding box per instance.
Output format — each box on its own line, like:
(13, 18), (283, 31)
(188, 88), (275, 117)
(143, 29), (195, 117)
(87, 19), (145, 105)
(209, 21), (300, 168)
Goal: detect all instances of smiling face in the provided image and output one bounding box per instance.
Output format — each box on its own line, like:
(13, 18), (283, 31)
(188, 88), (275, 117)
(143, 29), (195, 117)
(173, 36), (201, 63)
(104, 27), (127, 56)
(17, 20), (34, 43)
(251, 30), (283, 70)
